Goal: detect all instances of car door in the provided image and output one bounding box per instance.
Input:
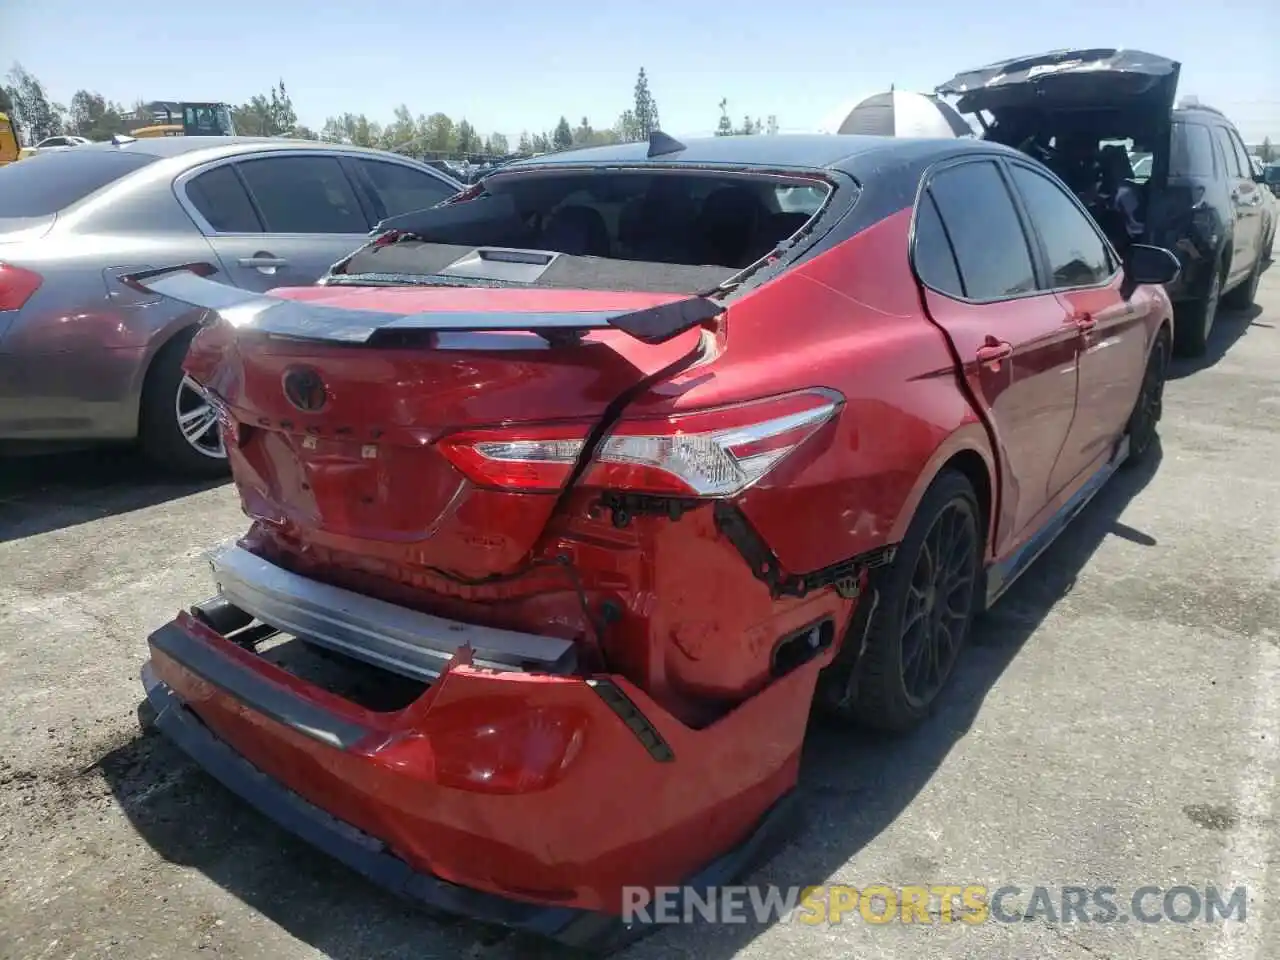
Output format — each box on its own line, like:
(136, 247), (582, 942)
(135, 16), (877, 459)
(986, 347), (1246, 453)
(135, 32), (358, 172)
(342, 156), (461, 224)
(1003, 159), (1150, 495)
(1212, 125), (1263, 285)
(178, 152), (372, 293)
(912, 157), (1080, 557)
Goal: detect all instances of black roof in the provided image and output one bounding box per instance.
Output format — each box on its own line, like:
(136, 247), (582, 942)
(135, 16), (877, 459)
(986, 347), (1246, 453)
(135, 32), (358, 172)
(500, 133), (1003, 176)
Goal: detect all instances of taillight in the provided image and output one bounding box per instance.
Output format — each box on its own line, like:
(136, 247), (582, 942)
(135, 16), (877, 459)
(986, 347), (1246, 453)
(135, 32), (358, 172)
(435, 389), (841, 497)
(0, 263), (42, 311)
(586, 389), (841, 496)
(436, 423), (590, 493)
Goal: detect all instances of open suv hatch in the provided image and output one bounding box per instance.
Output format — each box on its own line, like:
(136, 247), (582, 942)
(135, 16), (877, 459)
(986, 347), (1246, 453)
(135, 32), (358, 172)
(939, 47), (1268, 356)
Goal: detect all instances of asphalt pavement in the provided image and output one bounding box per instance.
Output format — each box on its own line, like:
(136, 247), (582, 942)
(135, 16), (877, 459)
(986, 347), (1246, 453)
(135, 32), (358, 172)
(1, 265), (1277, 960)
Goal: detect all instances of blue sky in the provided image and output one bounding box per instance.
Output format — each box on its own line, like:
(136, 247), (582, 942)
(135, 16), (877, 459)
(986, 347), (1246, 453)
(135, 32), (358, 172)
(4, 0), (1278, 143)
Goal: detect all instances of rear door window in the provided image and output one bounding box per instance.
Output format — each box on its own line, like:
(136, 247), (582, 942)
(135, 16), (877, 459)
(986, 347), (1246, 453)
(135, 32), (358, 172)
(185, 165), (262, 233)
(1213, 127), (1244, 178)
(925, 160), (1037, 300)
(352, 159), (458, 220)
(1008, 164), (1115, 288)
(235, 155), (369, 234)
(1225, 128), (1254, 178)
(912, 191), (965, 298)
(1170, 122), (1215, 177)
(0, 149), (158, 217)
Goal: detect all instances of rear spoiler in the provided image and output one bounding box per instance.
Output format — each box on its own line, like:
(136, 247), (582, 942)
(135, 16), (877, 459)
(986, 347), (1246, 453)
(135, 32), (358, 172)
(121, 263), (722, 346)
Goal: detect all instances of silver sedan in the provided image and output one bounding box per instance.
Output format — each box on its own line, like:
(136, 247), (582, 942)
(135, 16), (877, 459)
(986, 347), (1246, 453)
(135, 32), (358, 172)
(0, 136), (461, 476)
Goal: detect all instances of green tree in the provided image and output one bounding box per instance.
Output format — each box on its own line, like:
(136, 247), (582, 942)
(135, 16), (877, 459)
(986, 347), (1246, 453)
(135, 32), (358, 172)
(269, 80), (297, 135)
(416, 112), (454, 153)
(233, 84), (296, 137)
(1260, 138), (1274, 163)
(4, 63), (63, 141)
(531, 131), (551, 153)
(67, 90), (129, 140)
(456, 119), (479, 154)
(715, 98), (733, 136)
(573, 116), (594, 145)
(766, 115), (779, 135)
(378, 104), (415, 151)
(616, 109), (640, 142)
(632, 67), (659, 136)
(487, 132), (510, 154)
(319, 112), (381, 147)
(518, 131), (533, 153)
(553, 115), (573, 150)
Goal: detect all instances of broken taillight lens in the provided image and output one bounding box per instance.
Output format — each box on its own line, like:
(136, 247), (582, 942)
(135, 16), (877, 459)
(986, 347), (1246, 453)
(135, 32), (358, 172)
(436, 389), (841, 497)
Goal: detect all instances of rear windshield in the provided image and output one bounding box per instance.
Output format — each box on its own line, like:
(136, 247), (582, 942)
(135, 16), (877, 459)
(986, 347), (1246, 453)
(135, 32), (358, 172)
(0, 149), (158, 217)
(332, 170), (834, 293)
(1170, 121), (1215, 178)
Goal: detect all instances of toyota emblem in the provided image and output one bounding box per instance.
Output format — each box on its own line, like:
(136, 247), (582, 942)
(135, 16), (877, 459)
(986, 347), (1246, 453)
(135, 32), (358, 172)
(282, 366), (328, 412)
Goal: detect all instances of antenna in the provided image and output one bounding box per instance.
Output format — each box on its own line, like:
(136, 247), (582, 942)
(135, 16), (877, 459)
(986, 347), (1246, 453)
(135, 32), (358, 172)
(647, 130), (686, 158)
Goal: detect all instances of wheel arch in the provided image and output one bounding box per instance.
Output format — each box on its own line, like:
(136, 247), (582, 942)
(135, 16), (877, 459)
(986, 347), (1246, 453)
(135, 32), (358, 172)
(128, 309), (212, 432)
(888, 422), (998, 560)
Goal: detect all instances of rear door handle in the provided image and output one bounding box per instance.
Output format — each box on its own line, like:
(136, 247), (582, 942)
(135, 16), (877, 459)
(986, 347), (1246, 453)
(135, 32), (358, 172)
(976, 339), (1013, 365)
(238, 255), (289, 273)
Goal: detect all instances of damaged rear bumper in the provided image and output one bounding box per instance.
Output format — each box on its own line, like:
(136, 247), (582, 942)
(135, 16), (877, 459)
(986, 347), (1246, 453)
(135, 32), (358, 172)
(140, 603), (818, 950)
(205, 542), (579, 681)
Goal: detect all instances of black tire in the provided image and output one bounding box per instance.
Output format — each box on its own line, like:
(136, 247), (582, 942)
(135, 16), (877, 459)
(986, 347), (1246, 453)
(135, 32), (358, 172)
(138, 327), (230, 479)
(1122, 328), (1169, 467)
(817, 470), (982, 733)
(1222, 250), (1262, 311)
(1172, 262), (1222, 358)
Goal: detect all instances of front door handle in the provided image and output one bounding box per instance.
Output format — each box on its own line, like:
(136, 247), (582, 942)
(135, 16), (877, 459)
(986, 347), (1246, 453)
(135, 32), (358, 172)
(1073, 312), (1097, 334)
(976, 338), (1013, 366)
(238, 254), (288, 275)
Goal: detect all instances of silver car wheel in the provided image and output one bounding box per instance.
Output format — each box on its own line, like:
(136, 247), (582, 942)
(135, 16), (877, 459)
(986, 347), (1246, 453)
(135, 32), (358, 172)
(175, 375), (226, 459)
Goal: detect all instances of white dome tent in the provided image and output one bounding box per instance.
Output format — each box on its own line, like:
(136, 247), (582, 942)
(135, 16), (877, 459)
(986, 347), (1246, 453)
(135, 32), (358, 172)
(820, 88), (974, 138)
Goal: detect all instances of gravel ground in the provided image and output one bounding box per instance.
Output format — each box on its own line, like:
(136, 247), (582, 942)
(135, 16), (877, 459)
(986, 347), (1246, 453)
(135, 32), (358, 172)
(1, 265), (1277, 960)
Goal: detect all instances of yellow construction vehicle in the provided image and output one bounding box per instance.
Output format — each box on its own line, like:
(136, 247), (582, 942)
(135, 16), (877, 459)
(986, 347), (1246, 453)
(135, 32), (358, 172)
(0, 112), (21, 165)
(130, 102), (237, 138)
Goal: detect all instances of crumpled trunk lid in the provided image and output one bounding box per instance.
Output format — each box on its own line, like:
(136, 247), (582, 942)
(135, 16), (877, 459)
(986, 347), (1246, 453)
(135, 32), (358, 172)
(141, 272), (714, 579)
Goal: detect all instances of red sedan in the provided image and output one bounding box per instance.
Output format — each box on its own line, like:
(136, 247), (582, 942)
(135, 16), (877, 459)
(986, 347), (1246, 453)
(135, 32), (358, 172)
(130, 130), (1179, 951)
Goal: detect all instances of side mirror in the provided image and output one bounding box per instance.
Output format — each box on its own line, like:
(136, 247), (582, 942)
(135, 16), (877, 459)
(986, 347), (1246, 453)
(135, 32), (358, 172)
(1124, 244), (1180, 286)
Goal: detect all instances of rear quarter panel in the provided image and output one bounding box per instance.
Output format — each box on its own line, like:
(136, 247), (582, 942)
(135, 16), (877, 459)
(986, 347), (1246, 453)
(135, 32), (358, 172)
(0, 178), (217, 439)
(625, 208), (996, 576)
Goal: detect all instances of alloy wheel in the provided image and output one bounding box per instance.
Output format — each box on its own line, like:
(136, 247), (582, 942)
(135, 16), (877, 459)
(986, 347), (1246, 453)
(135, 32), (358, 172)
(1130, 337), (1168, 457)
(899, 501), (978, 706)
(174, 375), (226, 460)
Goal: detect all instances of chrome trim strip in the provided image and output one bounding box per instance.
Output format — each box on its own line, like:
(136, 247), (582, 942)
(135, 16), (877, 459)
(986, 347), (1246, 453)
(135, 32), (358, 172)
(208, 544), (577, 681)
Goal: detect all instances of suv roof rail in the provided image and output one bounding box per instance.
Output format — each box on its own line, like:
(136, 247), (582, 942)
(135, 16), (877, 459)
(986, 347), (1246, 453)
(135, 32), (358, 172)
(1178, 101), (1227, 118)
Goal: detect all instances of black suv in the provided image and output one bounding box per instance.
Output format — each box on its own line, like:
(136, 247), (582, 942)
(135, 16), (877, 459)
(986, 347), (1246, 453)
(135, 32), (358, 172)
(938, 49), (1273, 357)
